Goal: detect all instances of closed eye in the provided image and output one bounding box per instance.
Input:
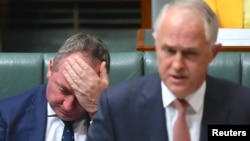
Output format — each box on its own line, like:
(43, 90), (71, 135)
(162, 46), (176, 55)
(183, 50), (198, 56)
(55, 81), (72, 95)
(59, 87), (71, 95)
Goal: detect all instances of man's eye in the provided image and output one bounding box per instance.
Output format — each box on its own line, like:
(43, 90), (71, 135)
(59, 87), (70, 95)
(184, 51), (198, 57)
(163, 47), (175, 55)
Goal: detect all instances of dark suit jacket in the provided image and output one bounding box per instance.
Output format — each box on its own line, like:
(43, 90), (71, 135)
(0, 85), (47, 141)
(87, 73), (250, 141)
(0, 84), (90, 141)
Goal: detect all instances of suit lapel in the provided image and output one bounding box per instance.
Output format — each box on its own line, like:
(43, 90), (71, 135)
(200, 76), (230, 141)
(25, 85), (47, 141)
(141, 74), (168, 141)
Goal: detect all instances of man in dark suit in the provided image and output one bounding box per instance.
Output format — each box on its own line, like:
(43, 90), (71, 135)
(0, 33), (110, 141)
(87, 0), (250, 141)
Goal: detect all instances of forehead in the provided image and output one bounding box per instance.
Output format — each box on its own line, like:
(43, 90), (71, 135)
(163, 6), (204, 30)
(156, 6), (207, 45)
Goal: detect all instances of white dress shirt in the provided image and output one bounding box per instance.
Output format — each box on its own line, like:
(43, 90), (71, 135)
(161, 81), (206, 141)
(45, 103), (88, 141)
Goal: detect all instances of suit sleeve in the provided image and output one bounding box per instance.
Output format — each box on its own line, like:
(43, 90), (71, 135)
(87, 90), (116, 141)
(0, 111), (6, 141)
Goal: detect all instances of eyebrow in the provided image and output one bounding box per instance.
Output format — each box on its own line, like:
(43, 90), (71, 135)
(55, 81), (72, 93)
(162, 44), (200, 51)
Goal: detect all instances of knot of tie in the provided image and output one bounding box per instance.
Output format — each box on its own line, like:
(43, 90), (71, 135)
(173, 99), (190, 141)
(63, 120), (73, 127)
(173, 99), (189, 113)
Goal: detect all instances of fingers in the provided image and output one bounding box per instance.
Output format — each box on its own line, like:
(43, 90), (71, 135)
(74, 93), (98, 113)
(64, 57), (95, 94)
(64, 61), (83, 94)
(73, 57), (98, 78)
(63, 56), (108, 113)
(68, 57), (84, 77)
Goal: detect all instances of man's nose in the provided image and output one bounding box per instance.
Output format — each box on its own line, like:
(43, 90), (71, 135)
(172, 53), (184, 70)
(63, 95), (75, 111)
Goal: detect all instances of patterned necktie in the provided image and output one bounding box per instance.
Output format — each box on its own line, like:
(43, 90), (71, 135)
(62, 120), (75, 141)
(173, 99), (190, 141)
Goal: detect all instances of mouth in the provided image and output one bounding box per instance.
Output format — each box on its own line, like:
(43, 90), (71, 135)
(170, 74), (187, 83)
(57, 108), (75, 116)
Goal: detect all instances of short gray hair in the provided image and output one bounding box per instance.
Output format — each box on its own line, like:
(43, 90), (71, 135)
(53, 33), (110, 73)
(153, 0), (219, 46)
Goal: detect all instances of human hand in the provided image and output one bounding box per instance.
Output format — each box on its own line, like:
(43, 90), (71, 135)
(64, 56), (109, 113)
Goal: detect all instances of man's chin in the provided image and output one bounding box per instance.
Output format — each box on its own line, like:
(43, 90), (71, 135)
(169, 86), (191, 98)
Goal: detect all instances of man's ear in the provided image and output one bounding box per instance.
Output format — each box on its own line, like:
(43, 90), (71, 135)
(152, 31), (156, 40)
(47, 58), (54, 78)
(211, 43), (222, 59)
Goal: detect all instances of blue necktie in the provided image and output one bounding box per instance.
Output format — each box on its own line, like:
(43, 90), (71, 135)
(62, 120), (75, 141)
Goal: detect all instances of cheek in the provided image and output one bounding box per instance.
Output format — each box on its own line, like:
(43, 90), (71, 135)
(158, 58), (170, 77)
(158, 61), (167, 72)
(46, 83), (63, 104)
(157, 53), (170, 68)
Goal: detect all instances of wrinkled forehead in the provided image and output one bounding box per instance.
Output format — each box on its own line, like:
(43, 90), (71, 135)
(165, 5), (204, 25)
(159, 7), (205, 36)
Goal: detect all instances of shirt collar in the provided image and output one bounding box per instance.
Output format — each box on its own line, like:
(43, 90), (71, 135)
(47, 102), (57, 117)
(161, 80), (206, 113)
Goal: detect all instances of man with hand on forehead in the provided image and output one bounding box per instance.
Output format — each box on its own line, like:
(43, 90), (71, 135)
(0, 33), (110, 141)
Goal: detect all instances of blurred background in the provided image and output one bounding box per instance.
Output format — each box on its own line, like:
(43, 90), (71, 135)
(0, 0), (158, 52)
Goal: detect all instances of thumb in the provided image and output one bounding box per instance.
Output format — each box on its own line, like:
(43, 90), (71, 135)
(100, 61), (109, 88)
